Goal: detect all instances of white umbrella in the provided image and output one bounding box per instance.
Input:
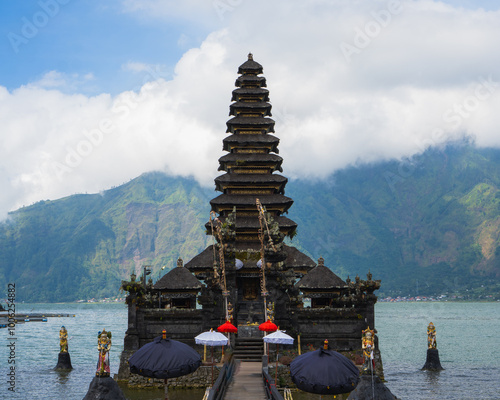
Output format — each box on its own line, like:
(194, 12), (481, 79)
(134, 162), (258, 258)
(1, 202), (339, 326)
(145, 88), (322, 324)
(263, 330), (294, 345)
(195, 330), (228, 346)
(263, 330), (294, 384)
(195, 329), (228, 385)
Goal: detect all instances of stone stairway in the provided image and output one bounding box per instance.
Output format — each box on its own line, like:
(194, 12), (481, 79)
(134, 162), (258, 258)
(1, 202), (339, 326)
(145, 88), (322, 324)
(233, 337), (264, 362)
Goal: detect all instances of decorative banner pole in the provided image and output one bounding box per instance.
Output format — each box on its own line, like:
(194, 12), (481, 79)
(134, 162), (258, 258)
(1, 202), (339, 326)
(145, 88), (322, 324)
(210, 211), (231, 346)
(257, 198), (278, 356)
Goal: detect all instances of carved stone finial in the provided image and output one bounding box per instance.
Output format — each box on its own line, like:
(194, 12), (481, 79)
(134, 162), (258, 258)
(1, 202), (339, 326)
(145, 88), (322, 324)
(177, 258), (183, 268)
(318, 257), (324, 266)
(367, 270), (372, 281)
(248, 52), (253, 60)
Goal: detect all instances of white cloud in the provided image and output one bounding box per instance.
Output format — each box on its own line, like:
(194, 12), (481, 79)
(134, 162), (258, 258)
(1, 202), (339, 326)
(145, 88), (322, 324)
(1, 0), (500, 218)
(27, 71), (97, 93)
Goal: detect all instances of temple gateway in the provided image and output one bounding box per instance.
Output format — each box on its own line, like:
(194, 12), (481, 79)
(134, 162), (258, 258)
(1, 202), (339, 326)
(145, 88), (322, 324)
(118, 54), (381, 377)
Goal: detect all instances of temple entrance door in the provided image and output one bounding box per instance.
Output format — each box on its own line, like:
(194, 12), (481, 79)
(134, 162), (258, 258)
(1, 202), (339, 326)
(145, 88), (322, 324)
(236, 277), (263, 326)
(242, 278), (259, 301)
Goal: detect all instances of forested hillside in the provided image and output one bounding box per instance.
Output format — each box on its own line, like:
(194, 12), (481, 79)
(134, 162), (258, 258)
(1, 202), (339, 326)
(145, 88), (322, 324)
(1, 143), (499, 301)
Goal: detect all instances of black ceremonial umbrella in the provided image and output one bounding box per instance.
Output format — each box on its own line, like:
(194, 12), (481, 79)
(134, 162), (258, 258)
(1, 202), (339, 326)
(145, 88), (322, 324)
(129, 330), (201, 400)
(290, 340), (360, 395)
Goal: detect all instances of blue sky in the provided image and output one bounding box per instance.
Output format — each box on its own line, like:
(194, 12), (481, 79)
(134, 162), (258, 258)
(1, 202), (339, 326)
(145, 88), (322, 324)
(1, 0), (500, 217)
(0, 1), (199, 94)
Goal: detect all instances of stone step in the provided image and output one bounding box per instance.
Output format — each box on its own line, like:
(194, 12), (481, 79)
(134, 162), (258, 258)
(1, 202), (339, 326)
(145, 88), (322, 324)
(234, 338), (264, 362)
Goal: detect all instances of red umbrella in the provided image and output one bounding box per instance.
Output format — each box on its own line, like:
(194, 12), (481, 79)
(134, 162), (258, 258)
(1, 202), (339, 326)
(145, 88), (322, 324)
(216, 321), (237, 362)
(259, 320), (278, 332)
(217, 321), (238, 333)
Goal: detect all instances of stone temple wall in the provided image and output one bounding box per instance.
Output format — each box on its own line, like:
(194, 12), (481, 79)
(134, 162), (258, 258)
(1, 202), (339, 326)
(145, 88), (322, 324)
(292, 302), (376, 351)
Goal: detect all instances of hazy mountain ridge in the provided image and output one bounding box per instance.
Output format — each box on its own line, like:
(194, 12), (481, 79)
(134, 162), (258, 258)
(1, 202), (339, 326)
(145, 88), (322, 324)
(1, 144), (499, 302)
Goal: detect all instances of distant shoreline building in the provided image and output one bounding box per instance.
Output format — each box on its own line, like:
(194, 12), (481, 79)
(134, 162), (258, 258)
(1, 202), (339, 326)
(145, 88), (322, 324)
(118, 54), (381, 379)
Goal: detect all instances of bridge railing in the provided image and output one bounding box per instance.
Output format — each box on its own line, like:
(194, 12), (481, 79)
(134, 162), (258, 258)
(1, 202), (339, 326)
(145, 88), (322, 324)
(207, 354), (236, 400)
(262, 355), (285, 400)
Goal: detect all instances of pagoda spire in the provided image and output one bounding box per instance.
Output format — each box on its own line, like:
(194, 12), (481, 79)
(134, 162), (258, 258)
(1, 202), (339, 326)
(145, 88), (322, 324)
(209, 55), (297, 249)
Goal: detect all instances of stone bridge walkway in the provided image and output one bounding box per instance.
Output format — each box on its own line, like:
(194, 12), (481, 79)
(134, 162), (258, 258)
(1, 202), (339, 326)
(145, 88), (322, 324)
(223, 361), (267, 400)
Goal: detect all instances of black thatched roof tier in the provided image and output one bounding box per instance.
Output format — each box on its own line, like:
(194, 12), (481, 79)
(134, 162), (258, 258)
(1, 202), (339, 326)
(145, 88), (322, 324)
(231, 88), (270, 102)
(184, 245), (215, 272)
(222, 133), (280, 152)
(226, 116), (275, 133)
(238, 54), (263, 74)
(205, 215), (297, 231)
(283, 245), (316, 271)
(229, 101), (272, 117)
(235, 75), (267, 88)
(214, 173), (287, 192)
(184, 244), (315, 272)
(210, 193), (293, 211)
(295, 265), (346, 289)
(218, 153), (283, 171)
(153, 267), (203, 290)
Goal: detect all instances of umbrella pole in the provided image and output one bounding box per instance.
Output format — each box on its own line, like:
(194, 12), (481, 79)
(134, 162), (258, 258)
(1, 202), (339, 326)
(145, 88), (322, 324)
(267, 342), (269, 365)
(204, 345), (206, 362)
(211, 346), (214, 386)
(164, 378), (168, 400)
(275, 343), (279, 386)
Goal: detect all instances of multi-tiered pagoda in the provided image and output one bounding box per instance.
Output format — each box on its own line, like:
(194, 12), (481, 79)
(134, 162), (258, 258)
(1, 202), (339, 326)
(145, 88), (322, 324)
(185, 54), (316, 330)
(118, 55), (381, 381)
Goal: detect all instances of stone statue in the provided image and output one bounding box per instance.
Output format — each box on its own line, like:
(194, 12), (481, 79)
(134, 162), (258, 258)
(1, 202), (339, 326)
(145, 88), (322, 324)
(266, 301), (275, 322)
(96, 329), (112, 377)
(59, 326), (68, 353)
(227, 301), (234, 321)
(422, 322), (444, 371)
(427, 322), (437, 349)
(362, 326), (375, 371)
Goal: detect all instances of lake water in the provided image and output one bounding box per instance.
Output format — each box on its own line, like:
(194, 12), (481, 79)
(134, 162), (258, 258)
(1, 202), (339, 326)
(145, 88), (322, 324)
(0, 301), (499, 399)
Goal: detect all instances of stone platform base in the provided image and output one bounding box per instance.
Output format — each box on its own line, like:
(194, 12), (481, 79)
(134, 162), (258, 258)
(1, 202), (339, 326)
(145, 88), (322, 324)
(117, 365), (220, 389)
(237, 325), (263, 338)
(347, 374), (399, 400)
(83, 376), (126, 400)
(422, 348), (444, 371)
(54, 352), (73, 370)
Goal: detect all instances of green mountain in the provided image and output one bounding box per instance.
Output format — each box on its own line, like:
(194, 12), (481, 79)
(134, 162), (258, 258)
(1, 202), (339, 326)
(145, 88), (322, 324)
(1, 143), (500, 302)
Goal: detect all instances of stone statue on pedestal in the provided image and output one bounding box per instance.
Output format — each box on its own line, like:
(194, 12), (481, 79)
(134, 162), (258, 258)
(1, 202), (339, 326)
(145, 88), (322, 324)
(96, 329), (112, 377)
(361, 326), (375, 372)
